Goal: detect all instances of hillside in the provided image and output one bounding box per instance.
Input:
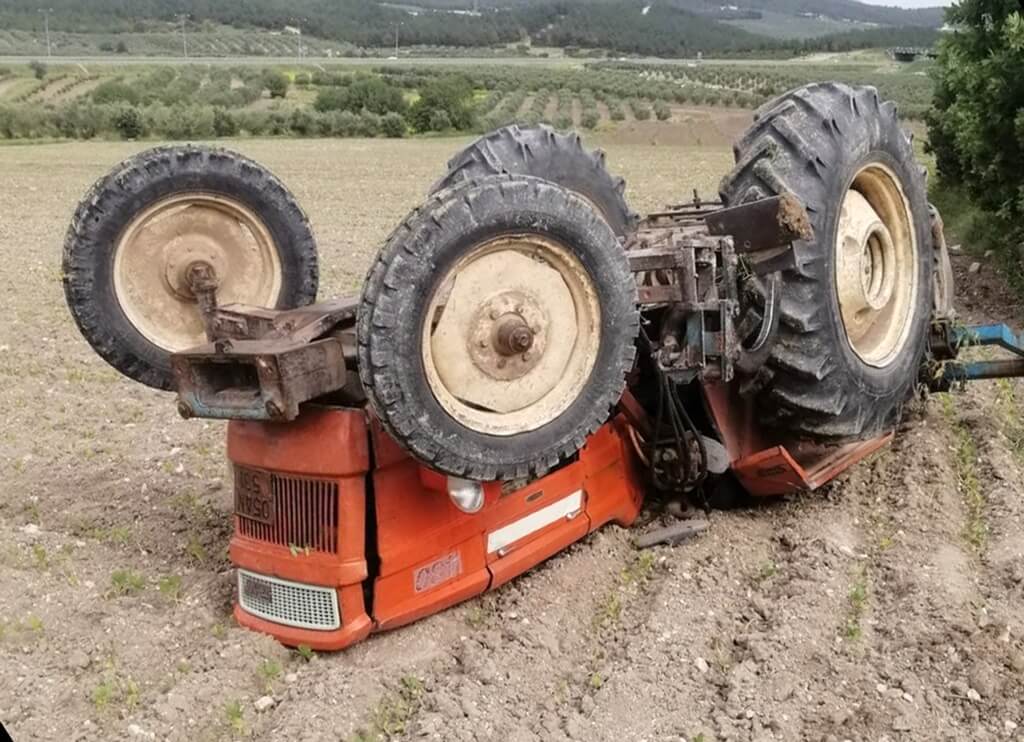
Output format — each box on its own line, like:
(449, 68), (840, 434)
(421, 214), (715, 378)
(0, 0), (946, 58)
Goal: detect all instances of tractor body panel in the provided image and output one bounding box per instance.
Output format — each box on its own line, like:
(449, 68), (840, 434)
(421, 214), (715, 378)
(227, 407), (642, 650)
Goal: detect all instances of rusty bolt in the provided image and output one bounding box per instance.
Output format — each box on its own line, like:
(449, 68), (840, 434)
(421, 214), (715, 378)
(479, 339), (488, 348)
(177, 400), (194, 419)
(497, 358), (507, 369)
(522, 351), (531, 362)
(494, 317), (534, 356)
(489, 308), (500, 320)
(265, 400), (284, 419)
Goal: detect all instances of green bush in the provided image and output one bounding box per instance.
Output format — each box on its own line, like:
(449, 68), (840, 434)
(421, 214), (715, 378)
(28, 60), (46, 80)
(630, 99), (651, 121)
(553, 114), (573, 131)
(410, 76), (475, 132)
(113, 106), (144, 139)
(294, 72), (312, 87)
(580, 110), (600, 129)
(0, 104), (55, 138)
(213, 108), (238, 137)
(289, 108), (315, 136)
(426, 108), (453, 132)
(358, 110), (383, 137)
(928, 0), (1024, 234)
(313, 75), (406, 115)
(653, 100), (671, 121)
(381, 111), (406, 138)
(144, 104), (215, 139)
(53, 104), (107, 139)
(92, 79), (139, 105)
(262, 70), (289, 99)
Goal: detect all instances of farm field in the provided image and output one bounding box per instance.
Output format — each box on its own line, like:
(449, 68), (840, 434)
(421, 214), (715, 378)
(0, 130), (1022, 741)
(0, 56), (935, 144)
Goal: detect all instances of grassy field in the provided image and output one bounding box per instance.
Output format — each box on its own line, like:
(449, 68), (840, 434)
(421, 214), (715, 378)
(0, 131), (1022, 740)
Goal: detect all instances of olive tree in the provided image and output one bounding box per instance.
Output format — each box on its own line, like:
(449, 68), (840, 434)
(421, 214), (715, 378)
(927, 0), (1024, 223)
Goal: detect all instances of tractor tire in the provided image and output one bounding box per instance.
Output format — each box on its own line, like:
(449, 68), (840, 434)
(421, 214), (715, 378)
(430, 124), (638, 237)
(720, 83), (932, 439)
(63, 145), (318, 391)
(358, 174), (639, 481)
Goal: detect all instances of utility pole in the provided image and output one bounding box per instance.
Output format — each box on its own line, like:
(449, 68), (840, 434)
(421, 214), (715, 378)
(38, 8), (52, 58)
(298, 27), (303, 61)
(394, 23), (399, 57)
(178, 14), (188, 58)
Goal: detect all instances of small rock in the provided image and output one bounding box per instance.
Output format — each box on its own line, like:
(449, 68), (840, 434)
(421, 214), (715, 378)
(417, 714), (442, 736)
(892, 715), (913, 732)
(67, 649), (90, 670)
(983, 250), (994, 259)
(966, 688), (981, 702)
(564, 714), (584, 739)
(580, 695), (595, 715)
(968, 262), (982, 275)
(948, 243), (962, 254)
(694, 657), (710, 674)
(127, 724), (155, 739)
(1009, 651), (1024, 674)
(969, 666), (997, 698)
(876, 683), (888, 695)
(665, 500), (687, 519)
(20, 524), (40, 535)
(1005, 720), (1018, 733)
(254, 695), (275, 712)
(284, 673), (298, 684)
(949, 680), (969, 697)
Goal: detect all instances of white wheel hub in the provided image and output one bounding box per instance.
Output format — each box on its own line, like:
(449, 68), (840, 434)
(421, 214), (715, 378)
(113, 193), (283, 352)
(835, 164), (918, 367)
(423, 235), (601, 436)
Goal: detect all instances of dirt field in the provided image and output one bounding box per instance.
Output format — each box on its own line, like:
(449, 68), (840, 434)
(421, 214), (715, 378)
(0, 132), (1022, 742)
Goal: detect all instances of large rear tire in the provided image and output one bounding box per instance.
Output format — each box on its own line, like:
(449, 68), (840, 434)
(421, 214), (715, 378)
(431, 124), (638, 237)
(358, 175), (639, 481)
(720, 83), (932, 438)
(63, 146), (319, 391)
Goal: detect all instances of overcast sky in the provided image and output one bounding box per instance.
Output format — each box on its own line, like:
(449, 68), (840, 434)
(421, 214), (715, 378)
(856, 0), (954, 6)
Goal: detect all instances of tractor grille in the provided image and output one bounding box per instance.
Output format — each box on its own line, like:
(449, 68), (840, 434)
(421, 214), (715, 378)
(237, 569), (340, 630)
(235, 467), (339, 554)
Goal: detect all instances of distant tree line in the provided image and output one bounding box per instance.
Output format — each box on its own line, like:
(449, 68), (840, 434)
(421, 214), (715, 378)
(0, 0), (943, 57)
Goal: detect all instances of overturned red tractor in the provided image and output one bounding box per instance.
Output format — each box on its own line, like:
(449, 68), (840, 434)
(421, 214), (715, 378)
(63, 83), (1024, 650)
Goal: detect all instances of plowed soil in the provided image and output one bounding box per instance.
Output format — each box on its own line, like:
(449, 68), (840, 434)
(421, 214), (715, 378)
(0, 136), (1021, 742)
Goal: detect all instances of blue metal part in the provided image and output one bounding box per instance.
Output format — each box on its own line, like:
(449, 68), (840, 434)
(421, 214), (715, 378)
(952, 324), (1024, 357)
(941, 323), (1024, 387)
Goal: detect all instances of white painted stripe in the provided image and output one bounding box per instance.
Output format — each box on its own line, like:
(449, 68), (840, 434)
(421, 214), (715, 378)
(487, 490), (583, 554)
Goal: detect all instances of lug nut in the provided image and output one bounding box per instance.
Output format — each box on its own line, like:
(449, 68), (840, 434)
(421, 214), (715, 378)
(177, 400), (193, 419)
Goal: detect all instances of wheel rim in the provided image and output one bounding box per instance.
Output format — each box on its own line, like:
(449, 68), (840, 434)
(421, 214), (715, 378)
(422, 234), (601, 436)
(835, 163), (918, 367)
(112, 193), (283, 352)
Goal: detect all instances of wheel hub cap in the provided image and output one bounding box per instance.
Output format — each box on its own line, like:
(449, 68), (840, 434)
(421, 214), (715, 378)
(113, 193), (282, 352)
(423, 235), (601, 436)
(835, 165), (918, 367)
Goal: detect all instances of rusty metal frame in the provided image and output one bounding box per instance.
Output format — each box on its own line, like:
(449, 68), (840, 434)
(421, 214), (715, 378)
(172, 298), (359, 422)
